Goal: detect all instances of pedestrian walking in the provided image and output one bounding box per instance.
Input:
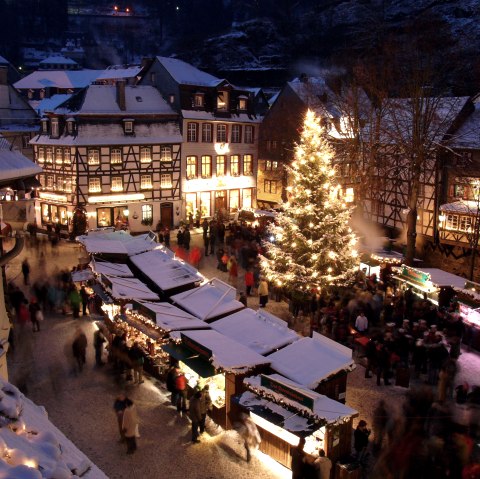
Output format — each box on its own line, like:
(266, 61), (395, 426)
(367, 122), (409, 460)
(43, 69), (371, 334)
(209, 220), (217, 255)
(183, 225), (191, 250)
(129, 341), (145, 384)
(314, 449), (332, 479)
(122, 399), (139, 454)
(238, 413), (261, 462)
(80, 285), (90, 316)
(291, 436), (307, 479)
(227, 255), (238, 287)
(114, 394), (128, 442)
(28, 298), (41, 332)
(93, 329), (106, 366)
(199, 385), (212, 434)
(174, 367), (188, 413)
(189, 390), (203, 443)
(244, 268), (254, 296)
(163, 225), (170, 247)
(68, 285), (81, 319)
(21, 259), (30, 286)
(72, 327), (88, 373)
(239, 292), (248, 307)
(166, 363), (178, 405)
(258, 276), (269, 308)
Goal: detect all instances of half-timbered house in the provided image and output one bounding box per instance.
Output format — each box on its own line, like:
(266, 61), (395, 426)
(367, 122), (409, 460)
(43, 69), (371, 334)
(30, 82), (182, 233)
(140, 56), (264, 220)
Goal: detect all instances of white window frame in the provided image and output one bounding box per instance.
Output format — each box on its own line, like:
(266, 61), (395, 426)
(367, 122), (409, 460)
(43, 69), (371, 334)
(217, 124), (227, 143)
(187, 156), (197, 180)
(194, 93), (205, 108)
(244, 125), (254, 143)
(230, 155), (240, 176)
(202, 123), (212, 143)
(45, 147), (53, 163)
(65, 177), (72, 193)
(201, 155), (212, 178)
(446, 214), (459, 231)
(111, 176), (123, 192)
(55, 148), (63, 164)
(216, 156), (226, 177)
(51, 119), (59, 137)
(231, 124), (241, 143)
(187, 123), (198, 142)
(124, 121), (134, 134)
(88, 149), (100, 165)
(89, 177), (101, 193)
(243, 155), (253, 175)
(140, 147), (152, 163)
(37, 147), (45, 163)
(160, 174), (173, 188)
(160, 146), (172, 161)
(111, 148), (122, 165)
(141, 175), (152, 189)
(64, 148), (71, 164)
(142, 204), (153, 221)
(238, 98), (247, 110)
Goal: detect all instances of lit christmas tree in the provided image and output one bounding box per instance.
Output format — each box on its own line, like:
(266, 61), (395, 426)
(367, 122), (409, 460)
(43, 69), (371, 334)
(261, 110), (359, 295)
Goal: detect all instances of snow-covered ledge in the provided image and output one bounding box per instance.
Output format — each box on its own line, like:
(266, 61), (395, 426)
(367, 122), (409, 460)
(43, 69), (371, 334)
(0, 379), (107, 479)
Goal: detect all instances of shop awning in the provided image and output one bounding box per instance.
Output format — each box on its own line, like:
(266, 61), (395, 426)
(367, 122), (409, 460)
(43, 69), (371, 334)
(162, 343), (216, 378)
(91, 283), (113, 304)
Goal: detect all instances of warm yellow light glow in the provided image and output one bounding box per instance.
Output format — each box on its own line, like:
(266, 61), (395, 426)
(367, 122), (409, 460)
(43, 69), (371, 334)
(88, 193), (145, 203)
(23, 459), (37, 468)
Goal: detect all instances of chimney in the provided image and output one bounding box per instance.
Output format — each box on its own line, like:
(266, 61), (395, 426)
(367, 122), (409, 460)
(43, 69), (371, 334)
(116, 80), (126, 111)
(0, 67), (8, 86)
(299, 73), (308, 83)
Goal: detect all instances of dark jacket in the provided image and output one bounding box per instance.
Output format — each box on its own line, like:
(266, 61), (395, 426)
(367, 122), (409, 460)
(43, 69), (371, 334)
(188, 394), (203, 422)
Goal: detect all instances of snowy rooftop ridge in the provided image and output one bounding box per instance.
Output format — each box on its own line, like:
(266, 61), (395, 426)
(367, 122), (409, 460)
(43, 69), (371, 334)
(156, 56), (224, 87)
(0, 378), (107, 478)
(0, 147), (43, 182)
(14, 70), (102, 90)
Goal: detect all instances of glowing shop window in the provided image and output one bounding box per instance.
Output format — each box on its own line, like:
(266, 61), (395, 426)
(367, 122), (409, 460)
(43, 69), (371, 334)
(345, 187), (354, 203)
(200, 192), (211, 217)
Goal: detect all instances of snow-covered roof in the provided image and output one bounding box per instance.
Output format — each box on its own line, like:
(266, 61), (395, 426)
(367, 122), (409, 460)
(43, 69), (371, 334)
(450, 96), (480, 149)
(39, 55), (78, 66)
(132, 300), (208, 332)
(29, 94), (72, 115)
(0, 55), (8, 65)
(96, 65), (143, 81)
(101, 274), (159, 301)
(130, 248), (204, 292)
(59, 85), (176, 115)
(211, 308), (299, 355)
(243, 374), (357, 425)
(71, 269), (94, 283)
(0, 378), (107, 478)
(0, 146), (42, 182)
(31, 122), (182, 146)
(181, 110), (261, 123)
(170, 278), (244, 321)
(440, 200), (480, 215)
(90, 259), (133, 277)
(14, 70), (101, 90)
(266, 333), (355, 389)
(180, 329), (270, 373)
(156, 56), (223, 87)
(76, 230), (157, 256)
(412, 268), (466, 289)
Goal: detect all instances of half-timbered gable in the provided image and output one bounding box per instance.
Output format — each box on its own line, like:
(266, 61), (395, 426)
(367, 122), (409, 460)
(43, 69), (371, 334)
(30, 83), (182, 232)
(140, 56), (262, 220)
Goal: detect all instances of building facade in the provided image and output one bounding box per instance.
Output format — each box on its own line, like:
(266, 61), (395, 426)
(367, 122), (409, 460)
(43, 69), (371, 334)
(30, 82), (182, 233)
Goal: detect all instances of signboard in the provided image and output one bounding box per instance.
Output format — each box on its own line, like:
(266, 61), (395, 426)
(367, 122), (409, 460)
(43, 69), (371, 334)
(181, 333), (212, 360)
(400, 266), (431, 286)
(260, 375), (314, 410)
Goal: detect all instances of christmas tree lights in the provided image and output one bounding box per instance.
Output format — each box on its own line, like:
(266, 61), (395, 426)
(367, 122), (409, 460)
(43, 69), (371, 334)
(261, 110), (358, 294)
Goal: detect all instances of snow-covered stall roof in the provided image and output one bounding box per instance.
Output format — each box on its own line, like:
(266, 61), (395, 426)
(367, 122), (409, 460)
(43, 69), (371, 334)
(414, 268), (466, 289)
(90, 259), (133, 277)
(14, 70), (101, 90)
(0, 378), (107, 479)
(100, 274), (159, 301)
(449, 96), (480, 149)
(170, 278), (244, 321)
(0, 147), (42, 183)
(243, 374), (357, 425)
(131, 300), (208, 332)
(180, 329), (270, 374)
(266, 333), (355, 390)
(71, 269), (93, 283)
(211, 308), (299, 355)
(156, 56), (223, 87)
(76, 230), (157, 256)
(439, 200), (480, 215)
(129, 247), (204, 292)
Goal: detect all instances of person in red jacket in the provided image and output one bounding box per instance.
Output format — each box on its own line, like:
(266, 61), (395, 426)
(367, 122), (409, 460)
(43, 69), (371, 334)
(244, 268), (254, 296)
(174, 367), (188, 414)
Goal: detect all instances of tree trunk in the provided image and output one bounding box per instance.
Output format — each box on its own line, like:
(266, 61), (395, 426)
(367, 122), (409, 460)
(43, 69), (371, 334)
(405, 179), (419, 266)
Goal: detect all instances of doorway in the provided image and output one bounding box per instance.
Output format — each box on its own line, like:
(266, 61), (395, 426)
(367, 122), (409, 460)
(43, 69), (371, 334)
(160, 203), (173, 229)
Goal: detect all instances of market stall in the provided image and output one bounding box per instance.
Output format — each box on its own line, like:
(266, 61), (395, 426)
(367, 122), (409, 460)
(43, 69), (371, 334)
(162, 329), (270, 429)
(170, 278), (244, 322)
(211, 308), (300, 355)
(129, 247), (204, 297)
(99, 274), (159, 303)
(265, 332), (355, 403)
(90, 258), (134, 277)
(76, 229), (157, 262)
(453, 281), (480, 351)
(359, 249), (403, 277)
(393, 265), (465, 307)
(238, 373), (358, 469)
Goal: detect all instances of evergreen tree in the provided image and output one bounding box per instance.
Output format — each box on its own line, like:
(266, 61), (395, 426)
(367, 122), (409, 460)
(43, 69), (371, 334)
(261, 110), (358, 295)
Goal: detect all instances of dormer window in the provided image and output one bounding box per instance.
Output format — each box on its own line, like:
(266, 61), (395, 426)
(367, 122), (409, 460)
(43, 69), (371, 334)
(66, 118), (76, 135)
(51, 118), (59, 138)
(217, 91), (228, 111)
(123, 119), (134, 135)
(168, 94), (175, 104)
(194, 92), (205, 108)
(238, 96), (248, 111)
(41, 118), (49, 134)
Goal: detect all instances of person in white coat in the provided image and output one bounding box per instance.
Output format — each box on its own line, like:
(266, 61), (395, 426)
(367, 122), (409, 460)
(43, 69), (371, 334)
(122, 399), (139, 454)
(314, 449), (332, 479)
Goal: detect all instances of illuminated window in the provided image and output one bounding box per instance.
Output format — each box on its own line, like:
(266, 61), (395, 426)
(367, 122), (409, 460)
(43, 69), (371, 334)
(161, 174), (173, 188)
(140, 147), (152, 163)
(243, 155), (253, 175)
(187, 122), (198, 142)
(245, 125), (254, 143)
(230, 155), (240, 176)
(229, 189), (240, 210)
(200, 191), (210, 217)
(55, 148), (63, 164)
(89, 177), (101, 193)
(46, 147), (53, 163)
(46, 175), (54, 188)
(454, 184), (465, 198)
(345, 187), (354, 203)
(238, 97), (247, 110)
(264, 160), (278, 171)
(64, 148), (71, 164)
(216, 156), (226, 177)
(201, 156), (212, 178)
(264, 180), (277, 194)
(41, 119), (48, 134)
(37, 147), (45, 163)
(187, 156), (197, 179)
(194, 93), (205, 107)
(65, 177), (72, 193)
(460, 216), (472, 232)
(142, 204), (153, 222)
(242, 189), (252, 209)
(111, 176), (123, 192)
(51, 118), (59, 137)
(160, 146), (172, 161)
(202, 123), (212, 143)
(217, 124), (227, 143)
(124, 121), (134, 134)
(446, 214), (459, 230)
(217, 91), (228, 110)
(231, 124), (241, 143)
(111, 148), (122, 164)
(56, 176), (64, 191)
(141, 175), (152, 189)
(88, 149), (100, 165)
